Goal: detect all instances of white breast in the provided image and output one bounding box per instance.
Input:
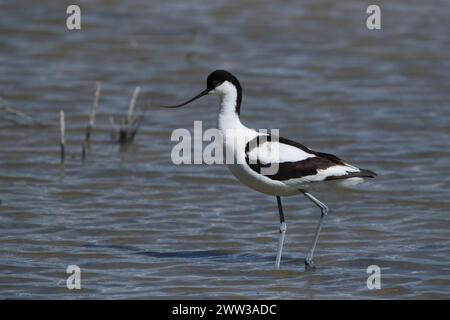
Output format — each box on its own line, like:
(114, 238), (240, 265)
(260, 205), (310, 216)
(222, 130), (302, 196)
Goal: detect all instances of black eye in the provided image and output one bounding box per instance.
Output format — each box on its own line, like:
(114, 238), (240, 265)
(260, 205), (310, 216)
(212, 80), (221, 87)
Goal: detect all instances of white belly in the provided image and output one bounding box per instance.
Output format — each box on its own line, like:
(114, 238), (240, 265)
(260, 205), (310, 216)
(227, 163), (302, 196)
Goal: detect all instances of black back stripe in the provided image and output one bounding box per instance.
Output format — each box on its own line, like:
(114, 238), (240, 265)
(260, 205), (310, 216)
(244, 135), (377, 181)
(277, 136), (346, 166)
(247, 157), (337, 181)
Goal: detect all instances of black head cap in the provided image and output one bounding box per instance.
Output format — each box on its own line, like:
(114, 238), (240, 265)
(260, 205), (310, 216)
(206, 70), (242, 114)
(207, 70), (241, 92)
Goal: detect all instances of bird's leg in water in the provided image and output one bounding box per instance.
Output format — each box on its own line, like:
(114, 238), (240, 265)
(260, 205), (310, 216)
(275, 196), (287, 269)
(303, 192), (328, 270)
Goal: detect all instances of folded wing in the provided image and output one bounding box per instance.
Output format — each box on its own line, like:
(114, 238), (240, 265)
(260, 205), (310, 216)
(245, 135), (376, 183)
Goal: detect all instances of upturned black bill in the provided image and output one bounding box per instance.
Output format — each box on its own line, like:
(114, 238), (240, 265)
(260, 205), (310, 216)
(162, 89), (209, 108)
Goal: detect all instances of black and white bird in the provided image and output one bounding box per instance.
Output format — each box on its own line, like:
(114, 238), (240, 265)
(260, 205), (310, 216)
(164, 70), (376, 269)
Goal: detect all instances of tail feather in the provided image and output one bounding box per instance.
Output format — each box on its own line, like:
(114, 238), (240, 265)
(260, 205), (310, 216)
(325, 168), (377, 181)
(359, 168), (377, 178)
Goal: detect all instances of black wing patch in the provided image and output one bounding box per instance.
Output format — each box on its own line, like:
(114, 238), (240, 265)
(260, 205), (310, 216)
(245, 135), (377, 181)
(277, 136), (346, 166)
(247, 157), (339, 181)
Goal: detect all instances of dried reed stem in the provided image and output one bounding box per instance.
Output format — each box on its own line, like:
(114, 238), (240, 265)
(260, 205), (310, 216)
(127, 86), (140, 123)
(85, 81), (101, 142)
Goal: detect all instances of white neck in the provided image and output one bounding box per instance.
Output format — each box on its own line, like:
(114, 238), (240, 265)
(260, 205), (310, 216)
(216, 82), (243, 131)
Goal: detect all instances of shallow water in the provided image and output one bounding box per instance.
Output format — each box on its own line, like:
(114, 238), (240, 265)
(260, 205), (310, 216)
(0, 0), (449, 299)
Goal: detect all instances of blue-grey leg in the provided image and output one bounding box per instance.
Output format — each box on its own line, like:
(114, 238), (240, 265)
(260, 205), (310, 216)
(303, 192), (328, 269)
(275, 196), (287, 269)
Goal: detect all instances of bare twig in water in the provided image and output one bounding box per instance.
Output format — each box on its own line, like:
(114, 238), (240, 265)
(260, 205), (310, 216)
(127, 86), (140, 123)
(85, 81), (101, 142)
(0, 97), (34, 122)
(60, 110), (65, 162)
(110, 86), (141, 144)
